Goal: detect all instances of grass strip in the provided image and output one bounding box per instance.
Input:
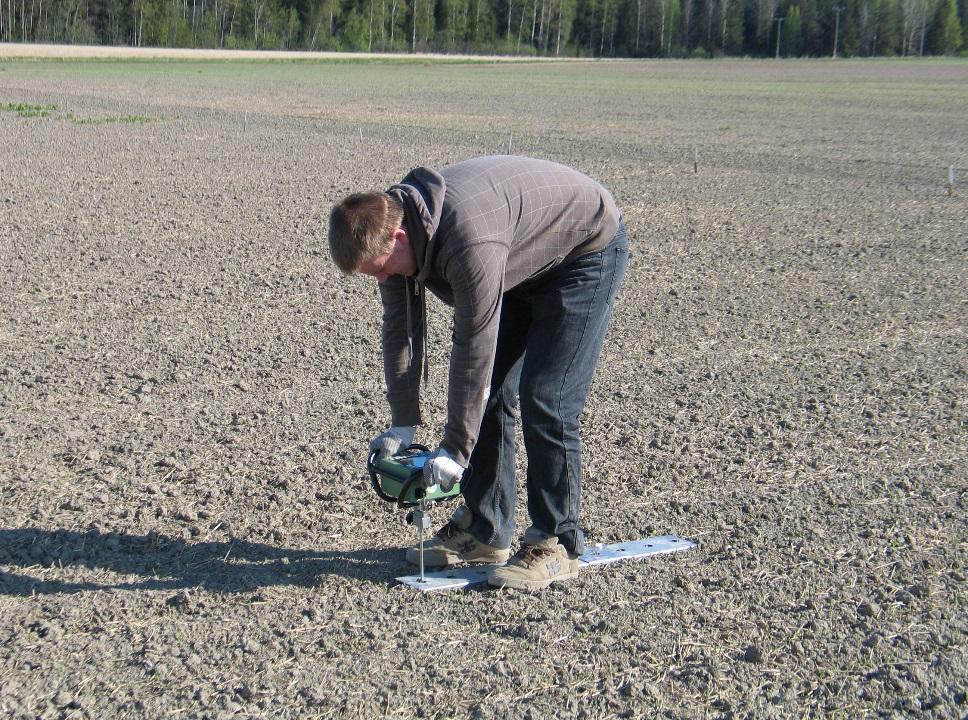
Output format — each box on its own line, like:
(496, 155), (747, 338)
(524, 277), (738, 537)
(66, 113), (155, 125)
(1, 102), (57, 117)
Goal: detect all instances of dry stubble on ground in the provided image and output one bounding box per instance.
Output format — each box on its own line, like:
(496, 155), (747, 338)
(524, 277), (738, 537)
(0, 54), (966, 719)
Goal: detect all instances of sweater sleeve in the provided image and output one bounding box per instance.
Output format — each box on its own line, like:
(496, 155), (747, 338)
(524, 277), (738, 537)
(379, 276), (423, 427)
(438, 243), (508, 466)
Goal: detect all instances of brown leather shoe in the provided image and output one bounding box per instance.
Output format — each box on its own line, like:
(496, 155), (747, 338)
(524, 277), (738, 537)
(488, 530), (580, 590)
(405, 506), (510, 568)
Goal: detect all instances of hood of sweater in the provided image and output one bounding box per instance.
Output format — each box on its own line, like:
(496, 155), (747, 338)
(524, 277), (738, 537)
(385, 166), (446, 392)
(386, 166), (446, 283)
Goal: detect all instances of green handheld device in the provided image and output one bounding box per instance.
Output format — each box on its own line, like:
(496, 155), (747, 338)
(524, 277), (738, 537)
(367, 444), (464, 581)
(368, 445), (462, 507)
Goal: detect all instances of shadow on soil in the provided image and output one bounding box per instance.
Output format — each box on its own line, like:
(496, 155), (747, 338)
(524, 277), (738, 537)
(0, 527), (405, 596)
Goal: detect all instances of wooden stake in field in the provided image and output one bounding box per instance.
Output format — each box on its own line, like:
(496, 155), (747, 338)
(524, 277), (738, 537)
(359, 127), (364, 150)
(948, 165), (955, 196)
(507, 134), (513, 154)
(693, 147), (699, 174)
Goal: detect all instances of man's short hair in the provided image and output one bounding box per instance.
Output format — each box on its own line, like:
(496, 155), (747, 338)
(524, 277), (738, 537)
(328, 192), (404, 274)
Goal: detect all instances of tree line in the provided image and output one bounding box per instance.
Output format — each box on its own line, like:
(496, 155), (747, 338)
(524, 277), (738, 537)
(1, 0), (964, 56)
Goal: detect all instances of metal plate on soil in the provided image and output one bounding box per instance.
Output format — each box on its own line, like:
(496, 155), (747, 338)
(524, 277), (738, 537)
(396, 564), (498, 592)
(396, 534), (696, 592)
(579, 535), (696, 567)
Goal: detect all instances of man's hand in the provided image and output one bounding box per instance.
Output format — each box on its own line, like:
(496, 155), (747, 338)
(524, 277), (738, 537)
(422, 447), (464, 491)
(369, 426), (415, 461)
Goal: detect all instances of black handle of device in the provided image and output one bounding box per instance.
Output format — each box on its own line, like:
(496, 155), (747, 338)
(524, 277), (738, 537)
(368, 444), (431, 507)
(367, 449), (398, 504)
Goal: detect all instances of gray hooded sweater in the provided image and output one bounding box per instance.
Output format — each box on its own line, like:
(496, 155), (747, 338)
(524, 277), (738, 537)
(380, 155), (621, 466)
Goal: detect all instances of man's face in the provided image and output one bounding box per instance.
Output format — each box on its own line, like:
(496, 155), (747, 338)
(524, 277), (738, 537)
(358, 229), (416, 284)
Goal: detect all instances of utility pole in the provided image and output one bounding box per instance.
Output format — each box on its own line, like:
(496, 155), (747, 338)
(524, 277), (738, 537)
(775, 16), (784, 57)
(832, 5), (842, 58)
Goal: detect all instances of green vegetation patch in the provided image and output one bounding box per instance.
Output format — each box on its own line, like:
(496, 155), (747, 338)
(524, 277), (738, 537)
(1, 101), (158, 124)
(1, 102), (57, 118)
(66, 113), (156, 125)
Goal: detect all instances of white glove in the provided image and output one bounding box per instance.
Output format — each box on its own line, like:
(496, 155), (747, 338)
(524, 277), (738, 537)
(369, 426), (415, 461)
(422, 447), (464, 491)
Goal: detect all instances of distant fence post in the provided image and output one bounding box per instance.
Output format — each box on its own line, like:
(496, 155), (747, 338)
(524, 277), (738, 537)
(948, 165), (955, 196)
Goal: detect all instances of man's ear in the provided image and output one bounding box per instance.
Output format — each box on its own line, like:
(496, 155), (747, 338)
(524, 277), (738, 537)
(392, 227), (409, 246)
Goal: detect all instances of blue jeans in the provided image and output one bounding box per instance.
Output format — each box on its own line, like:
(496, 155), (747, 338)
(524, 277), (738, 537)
(462, 223), (630, 555)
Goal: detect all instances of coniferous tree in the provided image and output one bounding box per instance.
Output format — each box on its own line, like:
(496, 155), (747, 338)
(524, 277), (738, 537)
(858, 0), (874, 50)
(678, 0), (693, 50)
(341, 3), (367, 48)
(960, 0), (967, 46)
(839, 0), (860, 53)
(717, 0), (743, 51)
(695, 0), (714, 54)
(569, 0), (590, 51)
(782, 2), (801, 53)
(929, 0), (961, 50)
(876, 0), (900, 52)
(798, 0), (821, 53)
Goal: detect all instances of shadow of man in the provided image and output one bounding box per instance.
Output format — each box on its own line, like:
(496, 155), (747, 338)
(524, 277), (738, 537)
(0, 526), (406, 597)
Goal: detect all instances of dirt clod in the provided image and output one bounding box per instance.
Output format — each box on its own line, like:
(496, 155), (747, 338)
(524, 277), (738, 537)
(741, 645), (763, 664)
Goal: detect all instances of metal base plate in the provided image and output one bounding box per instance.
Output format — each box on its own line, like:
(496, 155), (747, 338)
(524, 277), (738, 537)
(396, 534), (696, 592)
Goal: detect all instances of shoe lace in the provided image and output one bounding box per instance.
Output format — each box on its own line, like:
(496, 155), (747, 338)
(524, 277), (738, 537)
(514, 543), (556, 566)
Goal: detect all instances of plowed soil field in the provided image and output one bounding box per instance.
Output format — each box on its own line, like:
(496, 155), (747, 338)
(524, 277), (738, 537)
(1, 54), (966, 719)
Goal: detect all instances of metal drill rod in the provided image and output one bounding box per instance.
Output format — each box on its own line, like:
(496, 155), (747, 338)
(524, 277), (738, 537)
(409, 498), (432, 583)
(419, 499), (426, 581)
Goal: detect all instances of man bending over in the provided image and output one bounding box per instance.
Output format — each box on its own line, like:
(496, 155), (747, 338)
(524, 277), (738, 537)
(328, 155), (629, 590)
